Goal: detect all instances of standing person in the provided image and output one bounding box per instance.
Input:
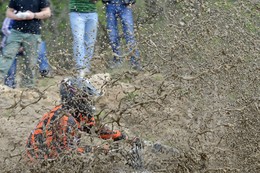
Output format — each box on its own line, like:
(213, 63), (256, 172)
(0, 0), (51, 88)
(1, 17), (50, 88)
(102, 0), (142, 70)
(69, 0), (98, 77)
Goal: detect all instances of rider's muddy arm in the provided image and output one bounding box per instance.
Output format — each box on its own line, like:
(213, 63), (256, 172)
(81, 115), (96, 133)
(98, 127), (126, 141)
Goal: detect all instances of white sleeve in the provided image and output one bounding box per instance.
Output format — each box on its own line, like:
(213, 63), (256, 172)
(1, 18), (12, 36)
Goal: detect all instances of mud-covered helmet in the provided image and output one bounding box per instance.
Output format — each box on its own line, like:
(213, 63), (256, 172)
(60, 77), (101, 114)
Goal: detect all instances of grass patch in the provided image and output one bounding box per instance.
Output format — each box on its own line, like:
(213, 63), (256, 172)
(125, 91), (139, 101)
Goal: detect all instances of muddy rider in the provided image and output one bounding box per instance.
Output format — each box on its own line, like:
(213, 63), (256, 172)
(26, 77), (130, 161)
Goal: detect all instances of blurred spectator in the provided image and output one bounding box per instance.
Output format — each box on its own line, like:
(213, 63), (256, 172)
(0, 0), (51, 88)
(1, 18), (50, 88)
(102, 0), (142, 70)
(69, 0), (98, 77)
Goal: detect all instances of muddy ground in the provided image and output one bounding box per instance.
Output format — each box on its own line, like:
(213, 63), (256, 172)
(0, 1), (259, 172)
(0, 70), (180, 173)
(0, 59), (258, 173)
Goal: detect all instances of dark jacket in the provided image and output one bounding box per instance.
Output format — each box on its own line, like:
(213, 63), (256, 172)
(26, 105), (93, 160)
(26, 105), (124, 161)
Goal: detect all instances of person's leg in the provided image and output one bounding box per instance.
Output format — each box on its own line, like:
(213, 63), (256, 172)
(4, 57), (17, 88)
(37, 41), (49, 76)
(70, 12), (90, 74)
(106, 4), (121, 62)
(17, 33), (39, 88)
(120, 5), (140, 66)
(0, 30), (21, 83)
(83, 12), (98, 73)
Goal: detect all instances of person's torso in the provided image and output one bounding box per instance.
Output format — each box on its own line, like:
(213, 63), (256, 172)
(27, 106), (97, 159)
(31, 106), (78, 151)
(69, 0), (97, 13)
(9, 0), (49, 34)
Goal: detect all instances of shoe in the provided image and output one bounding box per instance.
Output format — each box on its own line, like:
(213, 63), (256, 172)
(4, 76), (16, 88)
(0, 84), (13, 92)
(79, 68), (90, 77)
(130, 56), (143, 71)
(40, 70), (49, 77)
(131, 64), (143, 71)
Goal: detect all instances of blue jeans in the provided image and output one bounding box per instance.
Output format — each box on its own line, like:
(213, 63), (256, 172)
(69, 12), (98, 73)
(4, 41), (49, 88)
(38, 41), (49, 73)
(106, 4), (140, 64)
